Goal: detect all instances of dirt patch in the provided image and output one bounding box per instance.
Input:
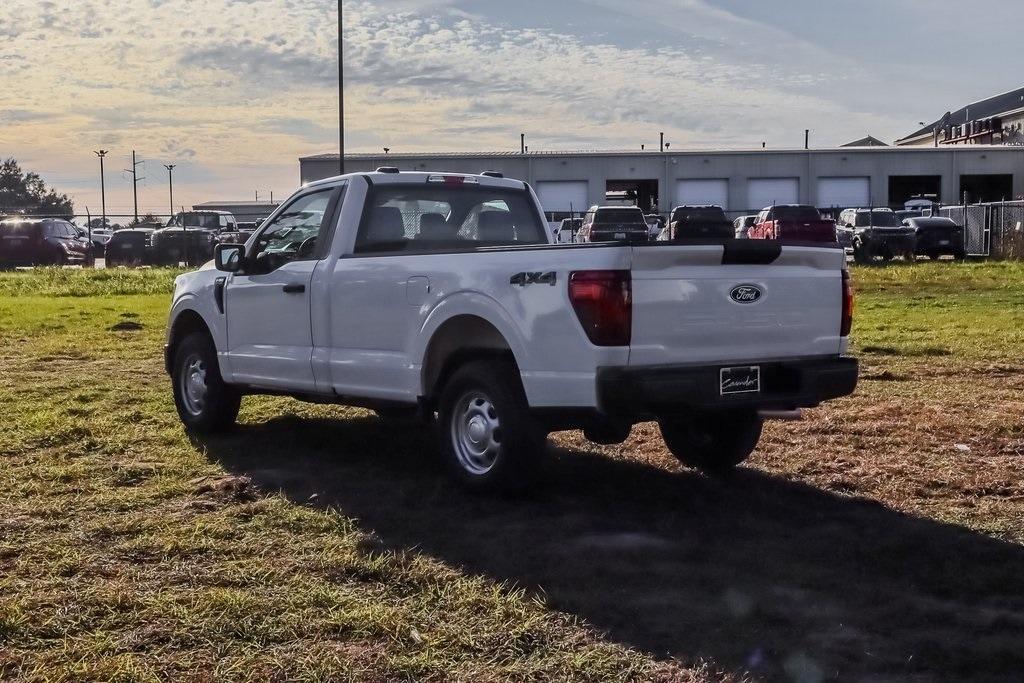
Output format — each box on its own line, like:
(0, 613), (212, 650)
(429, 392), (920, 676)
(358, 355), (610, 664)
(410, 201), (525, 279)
(109, 320), (144, 332)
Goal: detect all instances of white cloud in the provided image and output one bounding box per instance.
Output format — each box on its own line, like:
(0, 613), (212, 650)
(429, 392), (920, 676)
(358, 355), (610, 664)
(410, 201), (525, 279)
(0, 0), (909, 213)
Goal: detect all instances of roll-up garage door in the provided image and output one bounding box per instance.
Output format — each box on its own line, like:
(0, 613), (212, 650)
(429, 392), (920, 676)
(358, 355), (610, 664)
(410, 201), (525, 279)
(747, 178), (799, 212)
(817, 177), (870, 210)
(676, 179), (729, 210)
(535, 181), (589, 214)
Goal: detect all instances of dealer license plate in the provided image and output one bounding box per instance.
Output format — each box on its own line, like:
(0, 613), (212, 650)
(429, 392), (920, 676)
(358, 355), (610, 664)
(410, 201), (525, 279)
(720, 366), (761, 395)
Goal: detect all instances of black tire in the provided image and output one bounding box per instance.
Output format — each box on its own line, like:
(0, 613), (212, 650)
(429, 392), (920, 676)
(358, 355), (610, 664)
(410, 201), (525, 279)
(436, 358), (544, 492)
(171, 331), (241, 434)
(927, 250), (941, 261)
(659, 410), (763, 475)
(852, 242), (871, 265)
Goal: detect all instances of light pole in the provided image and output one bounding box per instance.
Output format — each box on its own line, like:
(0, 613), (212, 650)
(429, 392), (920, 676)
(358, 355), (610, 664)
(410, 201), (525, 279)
(94, 150), (108, 237)
(163, 164), (176, 221)
(338, 0), (345, 176)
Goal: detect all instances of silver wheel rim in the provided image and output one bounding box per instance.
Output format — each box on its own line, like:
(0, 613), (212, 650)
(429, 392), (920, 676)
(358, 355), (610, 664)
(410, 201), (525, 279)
(450, 391), (502, 476)
(179, 353), (208, 417)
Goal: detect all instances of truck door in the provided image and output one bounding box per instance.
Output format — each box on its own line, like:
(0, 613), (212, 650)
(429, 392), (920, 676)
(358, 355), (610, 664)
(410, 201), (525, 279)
(224, 186), (341, 392)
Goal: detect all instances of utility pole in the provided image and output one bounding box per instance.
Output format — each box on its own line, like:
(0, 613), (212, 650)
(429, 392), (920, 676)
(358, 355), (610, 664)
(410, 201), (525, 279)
(338, 0), (345, 176)
(660, 132), (664, 152)
(805, 129), (810, 150)
(163, 164), (176, 221)
(521, 133), (526, 154)
(124, 150), (144, 223)
(93, 150), (108, 235)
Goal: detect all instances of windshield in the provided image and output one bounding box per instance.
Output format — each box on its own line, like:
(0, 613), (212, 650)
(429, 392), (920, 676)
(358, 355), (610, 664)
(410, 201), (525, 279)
(594, 209), (646, 225)
(671, 207), (727, 223)
(171, 213), (221, 228)
(774, 206), (822, 222)
(855, 211), (900, 227)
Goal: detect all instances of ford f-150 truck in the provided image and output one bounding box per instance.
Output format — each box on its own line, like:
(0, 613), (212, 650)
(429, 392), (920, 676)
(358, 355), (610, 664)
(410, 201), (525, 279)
(165, 170), (858, 491)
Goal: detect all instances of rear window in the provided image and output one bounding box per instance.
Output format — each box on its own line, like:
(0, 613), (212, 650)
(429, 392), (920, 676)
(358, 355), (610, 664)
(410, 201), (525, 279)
(854, 211), (900, 227)
(355, 184), (546, 254)
(594, 209), (646, 225)
(913, 218), (958, 229)
(171, 213), (221, 228)
(671, 207), (728, 223)
(0, 222), (38, 237)
(774, 206), (822, 222)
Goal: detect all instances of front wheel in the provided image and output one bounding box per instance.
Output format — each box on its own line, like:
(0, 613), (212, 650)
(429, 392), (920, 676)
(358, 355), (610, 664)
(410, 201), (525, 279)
(852, 242), (871, 265)
(659, 410), (763, 475)
(172, 331), (241, 434)
(437, 358), (544, 492)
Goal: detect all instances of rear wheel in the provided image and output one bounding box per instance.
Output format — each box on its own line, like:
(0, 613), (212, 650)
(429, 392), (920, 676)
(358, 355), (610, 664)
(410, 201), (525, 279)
(659, 410), (763, 475)
(172, 331), (241, 433)
(437, 358), (544, 492)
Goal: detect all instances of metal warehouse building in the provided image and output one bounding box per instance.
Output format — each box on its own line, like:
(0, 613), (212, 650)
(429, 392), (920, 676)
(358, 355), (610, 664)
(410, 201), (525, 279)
(300, 147), (1024, 221)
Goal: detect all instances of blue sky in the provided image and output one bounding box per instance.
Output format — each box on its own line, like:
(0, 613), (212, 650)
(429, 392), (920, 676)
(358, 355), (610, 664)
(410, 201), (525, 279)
(0, 0), (1020, 215)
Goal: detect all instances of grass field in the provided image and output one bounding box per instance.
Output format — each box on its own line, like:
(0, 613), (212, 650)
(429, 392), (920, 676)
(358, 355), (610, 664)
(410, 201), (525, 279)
(2, 262), (1024, 681)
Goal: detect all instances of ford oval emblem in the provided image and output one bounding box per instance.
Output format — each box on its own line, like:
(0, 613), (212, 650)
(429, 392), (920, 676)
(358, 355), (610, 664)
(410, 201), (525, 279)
(730, 284), (763, 304)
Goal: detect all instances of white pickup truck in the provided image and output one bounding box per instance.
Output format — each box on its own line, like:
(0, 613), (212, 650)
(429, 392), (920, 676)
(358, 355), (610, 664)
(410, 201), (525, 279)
(165, 169), (857, 491)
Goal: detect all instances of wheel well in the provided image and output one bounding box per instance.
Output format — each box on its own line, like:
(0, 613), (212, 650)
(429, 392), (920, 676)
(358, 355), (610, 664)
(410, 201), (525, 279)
(166, 309), (212, 374)
(422, 315), (517, 402)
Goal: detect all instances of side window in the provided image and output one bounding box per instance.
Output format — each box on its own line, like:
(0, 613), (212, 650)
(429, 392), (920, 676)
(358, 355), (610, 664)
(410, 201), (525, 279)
(249, 189), (335, 271)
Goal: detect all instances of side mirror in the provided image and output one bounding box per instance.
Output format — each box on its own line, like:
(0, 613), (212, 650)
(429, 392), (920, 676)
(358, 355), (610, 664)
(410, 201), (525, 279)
(215, 243), (245, 272)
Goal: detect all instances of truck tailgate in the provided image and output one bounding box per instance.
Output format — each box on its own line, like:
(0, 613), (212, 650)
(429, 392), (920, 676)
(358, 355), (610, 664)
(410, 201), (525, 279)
(628, 243), (846, 366)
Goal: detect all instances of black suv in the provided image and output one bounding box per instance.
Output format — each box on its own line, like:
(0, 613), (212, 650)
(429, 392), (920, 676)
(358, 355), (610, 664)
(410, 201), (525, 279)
(0, 218), (94, 268)
(660, 205), (734, 241)
(907, 217), (966, 260)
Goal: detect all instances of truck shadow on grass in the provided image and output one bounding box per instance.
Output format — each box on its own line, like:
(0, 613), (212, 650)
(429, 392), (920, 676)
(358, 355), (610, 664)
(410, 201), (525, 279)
(199, 414), (1024, 681)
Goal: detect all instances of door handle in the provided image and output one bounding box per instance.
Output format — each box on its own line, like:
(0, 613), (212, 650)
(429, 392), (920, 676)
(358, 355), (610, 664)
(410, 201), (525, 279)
(282, 283), (306, 294)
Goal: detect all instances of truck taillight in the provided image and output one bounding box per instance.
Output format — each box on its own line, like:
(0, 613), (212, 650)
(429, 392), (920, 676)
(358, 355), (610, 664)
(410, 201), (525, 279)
(569, 270), (631, 346)
(841, 269), (854, 337)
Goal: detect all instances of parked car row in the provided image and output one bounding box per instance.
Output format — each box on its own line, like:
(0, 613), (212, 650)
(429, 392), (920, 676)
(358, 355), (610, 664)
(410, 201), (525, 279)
(0, 211), (266, 268)
(565, 202), (966, 263)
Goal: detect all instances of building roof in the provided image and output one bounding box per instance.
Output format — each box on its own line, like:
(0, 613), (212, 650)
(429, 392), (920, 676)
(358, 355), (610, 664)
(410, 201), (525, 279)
(841, 136), (889, 147)
(193, 201), (280, 208)
(897, 85), (1024, 143)
(300, 145), (1017, 163)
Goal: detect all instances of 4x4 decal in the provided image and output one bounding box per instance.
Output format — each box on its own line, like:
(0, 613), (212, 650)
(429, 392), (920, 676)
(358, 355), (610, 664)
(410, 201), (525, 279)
(510, 271), (557, 287)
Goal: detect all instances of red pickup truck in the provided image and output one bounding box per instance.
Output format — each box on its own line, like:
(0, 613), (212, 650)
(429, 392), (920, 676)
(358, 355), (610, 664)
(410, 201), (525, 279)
(749, 205), (837, 243)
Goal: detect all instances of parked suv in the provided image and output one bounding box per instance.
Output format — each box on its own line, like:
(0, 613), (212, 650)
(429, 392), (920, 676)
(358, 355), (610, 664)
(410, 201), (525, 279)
(151, 210), (237, 266)
(658, 205), (733, 241)
(907, 217), (966, 260)
(837, 208), (916, 263)
(105, 227), (156, 266)
(0, 218), (94, 267)
(576, 206), (649, 242)
(750, 205), (837, 243)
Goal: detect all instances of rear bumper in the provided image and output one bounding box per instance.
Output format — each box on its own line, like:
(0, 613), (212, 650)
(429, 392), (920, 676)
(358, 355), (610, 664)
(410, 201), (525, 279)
(916, 234), (964, 254)
(597, 356), (858, 416)
(866, 234), (915, 252)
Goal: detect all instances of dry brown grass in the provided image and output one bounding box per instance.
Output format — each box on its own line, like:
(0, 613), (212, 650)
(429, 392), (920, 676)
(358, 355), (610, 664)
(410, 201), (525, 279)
(2, 263), (1024, 681)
